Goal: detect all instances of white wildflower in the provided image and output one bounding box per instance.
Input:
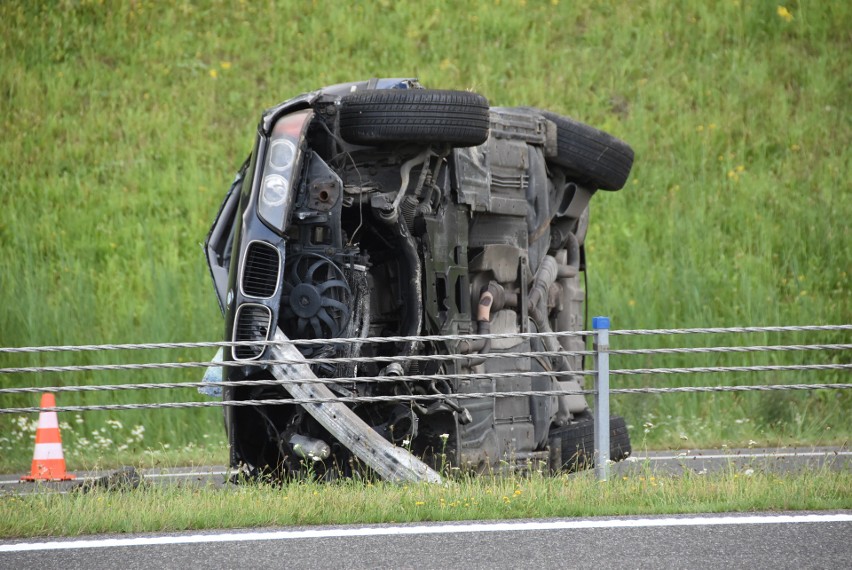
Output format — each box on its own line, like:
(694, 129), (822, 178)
(131, 425), (146, 442)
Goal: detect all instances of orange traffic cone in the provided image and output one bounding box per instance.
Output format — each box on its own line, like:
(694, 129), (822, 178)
(20, 393), (75, 481)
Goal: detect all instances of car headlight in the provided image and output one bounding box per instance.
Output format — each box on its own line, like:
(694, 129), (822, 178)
(257, 109), (313, 232)
(261, 174), (290, 206)
(268, 139), (297, 170)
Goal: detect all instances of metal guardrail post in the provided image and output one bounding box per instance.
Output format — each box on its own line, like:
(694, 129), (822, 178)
(593, 316), (611, 481)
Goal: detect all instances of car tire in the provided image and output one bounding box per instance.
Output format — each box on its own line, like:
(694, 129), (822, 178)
(339, 89), (490, 147)
(551, 414), (632, 472)
(539, 110), (634, 191)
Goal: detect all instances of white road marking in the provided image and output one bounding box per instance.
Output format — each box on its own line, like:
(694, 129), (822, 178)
(0, 470), (229, 486)
(1, 449), (848, 486)
(2, 514), (850, 552)
(136, 470), (229, 479)
(637, 451), (852, 461)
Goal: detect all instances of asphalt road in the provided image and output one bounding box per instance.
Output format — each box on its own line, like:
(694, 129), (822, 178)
(2, 512), (850, 569)
(2, 446), (848, 494)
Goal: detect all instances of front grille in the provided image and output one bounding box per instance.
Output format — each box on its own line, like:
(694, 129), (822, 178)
(241, 241), (281, 298)
(233, 304), (272, 360)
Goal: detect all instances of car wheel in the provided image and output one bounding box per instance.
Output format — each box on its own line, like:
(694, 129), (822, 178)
(551, 414), (632, 472)
(539, 110), (634, 191)
(339, 89), (490, 147)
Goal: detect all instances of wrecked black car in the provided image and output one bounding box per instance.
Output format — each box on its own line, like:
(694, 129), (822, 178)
(204, 78), (634, 482)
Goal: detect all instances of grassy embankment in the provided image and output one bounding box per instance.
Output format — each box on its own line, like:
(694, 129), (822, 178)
(2, 466), (850, 539)
(0, 1), (849, 472)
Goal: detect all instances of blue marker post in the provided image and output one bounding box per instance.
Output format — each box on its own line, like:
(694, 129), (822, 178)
(592, 316), (611, 481)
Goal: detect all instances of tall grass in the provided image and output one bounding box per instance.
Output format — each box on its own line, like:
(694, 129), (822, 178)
(0, 1), (849, 470)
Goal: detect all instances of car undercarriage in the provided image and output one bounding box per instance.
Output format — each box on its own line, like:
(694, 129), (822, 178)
(204, 79), (634, 481)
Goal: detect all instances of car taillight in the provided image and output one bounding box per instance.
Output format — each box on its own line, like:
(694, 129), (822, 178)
(257, 109), (313, 232)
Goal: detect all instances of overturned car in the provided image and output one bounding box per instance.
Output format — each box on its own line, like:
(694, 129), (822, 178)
(204, 78), (634, 481)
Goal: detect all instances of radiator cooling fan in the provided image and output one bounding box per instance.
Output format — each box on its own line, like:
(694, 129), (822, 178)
(281, 253), (352, 341)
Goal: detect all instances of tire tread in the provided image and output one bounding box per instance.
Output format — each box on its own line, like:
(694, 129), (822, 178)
(339, 89), (490, 147)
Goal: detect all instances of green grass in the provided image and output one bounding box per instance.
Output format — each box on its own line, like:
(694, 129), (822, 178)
(2, 467), (849, 538)
(0, 0), (850, 470)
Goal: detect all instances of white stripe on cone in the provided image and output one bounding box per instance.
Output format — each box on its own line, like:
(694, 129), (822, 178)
(33, 443), (64, 459)
(38, 412), (59, 430)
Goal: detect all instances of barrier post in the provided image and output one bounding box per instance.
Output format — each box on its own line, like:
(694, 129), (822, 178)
(592, 316), (610, 481)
